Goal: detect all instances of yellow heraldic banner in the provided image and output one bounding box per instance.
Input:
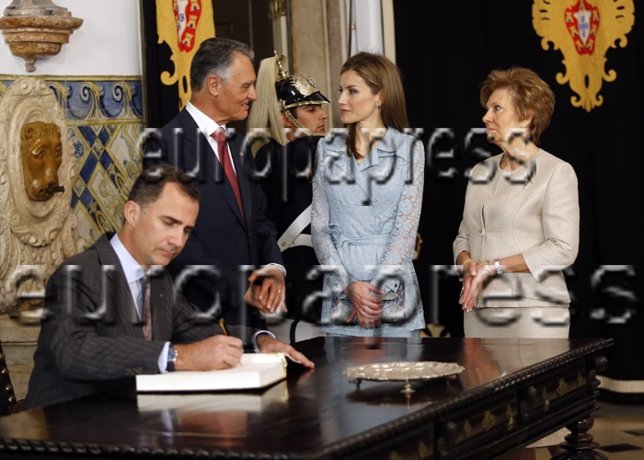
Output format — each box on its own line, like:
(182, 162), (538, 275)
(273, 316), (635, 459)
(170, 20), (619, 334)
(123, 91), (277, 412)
(156, 0), (215, 110)
(532, 0), (635, 112)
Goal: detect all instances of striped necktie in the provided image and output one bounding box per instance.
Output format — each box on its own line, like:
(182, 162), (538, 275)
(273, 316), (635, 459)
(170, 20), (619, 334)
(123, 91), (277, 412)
(140, 274), (152, 340)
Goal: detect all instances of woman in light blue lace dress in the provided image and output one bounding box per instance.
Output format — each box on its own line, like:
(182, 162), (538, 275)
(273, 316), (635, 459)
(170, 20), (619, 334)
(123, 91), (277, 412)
(311, 52), (425, 337)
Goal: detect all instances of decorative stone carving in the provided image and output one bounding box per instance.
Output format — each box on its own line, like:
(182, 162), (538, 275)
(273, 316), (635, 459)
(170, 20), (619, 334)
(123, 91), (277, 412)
(20, 121), (65, 201)
(0, 0), (82, 72)
(0, 78), (86, 316)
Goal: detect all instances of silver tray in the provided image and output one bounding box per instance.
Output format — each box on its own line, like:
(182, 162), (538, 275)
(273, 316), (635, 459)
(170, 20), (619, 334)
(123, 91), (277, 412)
(345, 361), (465, 387)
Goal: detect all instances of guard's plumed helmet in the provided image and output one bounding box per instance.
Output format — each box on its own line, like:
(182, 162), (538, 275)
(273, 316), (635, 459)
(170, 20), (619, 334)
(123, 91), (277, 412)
(275, 54), (329, 111)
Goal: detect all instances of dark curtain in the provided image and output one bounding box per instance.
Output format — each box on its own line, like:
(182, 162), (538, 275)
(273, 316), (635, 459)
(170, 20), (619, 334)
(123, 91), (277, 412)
(140, 0), (184, 128)
(394, 0), (644, 399)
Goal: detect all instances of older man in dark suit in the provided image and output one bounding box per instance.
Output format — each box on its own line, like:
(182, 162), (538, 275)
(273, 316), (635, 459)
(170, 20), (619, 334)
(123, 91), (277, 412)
(144, 37), (287, 330)
(23, 165), (313, 410)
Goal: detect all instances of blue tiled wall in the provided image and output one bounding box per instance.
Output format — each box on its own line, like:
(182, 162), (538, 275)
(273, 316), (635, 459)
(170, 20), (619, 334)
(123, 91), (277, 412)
(1, 77), (144, 245)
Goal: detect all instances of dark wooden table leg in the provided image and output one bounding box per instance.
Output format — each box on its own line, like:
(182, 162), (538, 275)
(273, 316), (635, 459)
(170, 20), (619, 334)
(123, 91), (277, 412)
(551, 417), (608, 460)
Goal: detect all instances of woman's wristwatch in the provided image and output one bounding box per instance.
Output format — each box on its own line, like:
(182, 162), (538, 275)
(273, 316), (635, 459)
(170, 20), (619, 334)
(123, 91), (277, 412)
(493, 258), (503, 275)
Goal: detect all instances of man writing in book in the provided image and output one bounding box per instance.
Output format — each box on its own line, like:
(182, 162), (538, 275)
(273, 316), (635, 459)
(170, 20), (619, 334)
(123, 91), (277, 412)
(24, 164), (313, 410)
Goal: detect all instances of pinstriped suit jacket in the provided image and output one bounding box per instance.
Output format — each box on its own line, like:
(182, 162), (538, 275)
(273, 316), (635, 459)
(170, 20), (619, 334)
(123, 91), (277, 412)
(23, 234), (218, 409)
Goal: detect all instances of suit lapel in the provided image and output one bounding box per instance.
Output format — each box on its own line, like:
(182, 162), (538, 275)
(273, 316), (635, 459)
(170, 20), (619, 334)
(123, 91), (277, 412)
(94, 235), (145, 340)
(148, 270), (174, 341)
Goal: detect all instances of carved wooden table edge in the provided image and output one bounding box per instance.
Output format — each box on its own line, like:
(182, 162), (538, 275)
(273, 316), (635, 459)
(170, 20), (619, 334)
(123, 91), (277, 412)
(0, 440), (289, 459)
(0, 338), (614, 460)
(319, 337), (615, 460)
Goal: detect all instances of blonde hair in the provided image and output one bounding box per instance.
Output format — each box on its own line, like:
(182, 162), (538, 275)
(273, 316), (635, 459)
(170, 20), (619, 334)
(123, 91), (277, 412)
(247, 56), (288, 154)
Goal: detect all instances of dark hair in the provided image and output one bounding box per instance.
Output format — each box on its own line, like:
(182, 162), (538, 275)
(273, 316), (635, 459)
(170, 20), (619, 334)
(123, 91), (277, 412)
(480, 67), (555, 145)
(340, 52), (409, 156)
(127, 164), (199, 206)
(190, 37), (254, 91)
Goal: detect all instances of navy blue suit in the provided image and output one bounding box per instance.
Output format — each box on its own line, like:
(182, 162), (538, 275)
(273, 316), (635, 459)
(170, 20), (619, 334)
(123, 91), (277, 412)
(145, 109), (283, 329)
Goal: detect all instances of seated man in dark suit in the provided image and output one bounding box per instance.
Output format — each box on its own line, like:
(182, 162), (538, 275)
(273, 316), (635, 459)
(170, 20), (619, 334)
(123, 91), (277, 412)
(23, 164), (313, 410)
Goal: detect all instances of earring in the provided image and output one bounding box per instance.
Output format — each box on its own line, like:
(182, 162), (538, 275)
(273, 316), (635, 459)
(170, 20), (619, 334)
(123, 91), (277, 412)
(376, 101), (381, 109)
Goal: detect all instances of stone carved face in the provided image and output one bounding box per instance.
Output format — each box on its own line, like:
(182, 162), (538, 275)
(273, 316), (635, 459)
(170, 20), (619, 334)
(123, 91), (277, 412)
(20, 121), (64, 201)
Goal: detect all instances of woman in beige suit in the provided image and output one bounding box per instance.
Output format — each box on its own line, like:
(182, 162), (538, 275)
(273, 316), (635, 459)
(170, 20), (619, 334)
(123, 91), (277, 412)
(453, 67), (579, 339)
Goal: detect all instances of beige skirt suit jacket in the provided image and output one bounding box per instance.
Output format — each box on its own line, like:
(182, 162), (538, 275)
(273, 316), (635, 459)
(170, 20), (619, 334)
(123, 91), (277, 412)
(453, 149), (579, 309)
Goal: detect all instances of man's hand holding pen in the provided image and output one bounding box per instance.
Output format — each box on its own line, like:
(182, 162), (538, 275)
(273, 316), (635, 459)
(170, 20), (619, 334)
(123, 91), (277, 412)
(173, 335), (244, 371)
(172, 311), (313, 372)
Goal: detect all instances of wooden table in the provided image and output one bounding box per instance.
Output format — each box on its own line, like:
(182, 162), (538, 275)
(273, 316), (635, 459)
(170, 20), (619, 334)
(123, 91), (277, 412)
(0, 337), (612, 459)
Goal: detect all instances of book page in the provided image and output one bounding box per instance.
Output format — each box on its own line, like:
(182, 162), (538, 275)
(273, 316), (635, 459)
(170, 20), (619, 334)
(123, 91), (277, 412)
(136, 353), (287, 393)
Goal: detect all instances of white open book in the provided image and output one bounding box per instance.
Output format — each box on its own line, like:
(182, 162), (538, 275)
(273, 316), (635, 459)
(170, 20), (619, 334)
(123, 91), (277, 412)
(136, 353), (287, 392)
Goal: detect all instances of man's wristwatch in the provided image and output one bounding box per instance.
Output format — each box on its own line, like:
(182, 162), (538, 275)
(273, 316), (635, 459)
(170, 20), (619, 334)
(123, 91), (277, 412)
(167, 345), (178, 372)
(494, 259), (503, 276)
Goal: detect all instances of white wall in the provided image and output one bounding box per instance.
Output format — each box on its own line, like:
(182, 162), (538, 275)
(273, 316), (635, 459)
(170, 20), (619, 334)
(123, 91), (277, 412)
(0, 0), (141, 75)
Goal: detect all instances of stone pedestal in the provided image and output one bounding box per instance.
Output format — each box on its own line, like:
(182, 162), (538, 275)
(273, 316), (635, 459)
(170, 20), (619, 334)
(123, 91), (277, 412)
(0, 0), (82, 72)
